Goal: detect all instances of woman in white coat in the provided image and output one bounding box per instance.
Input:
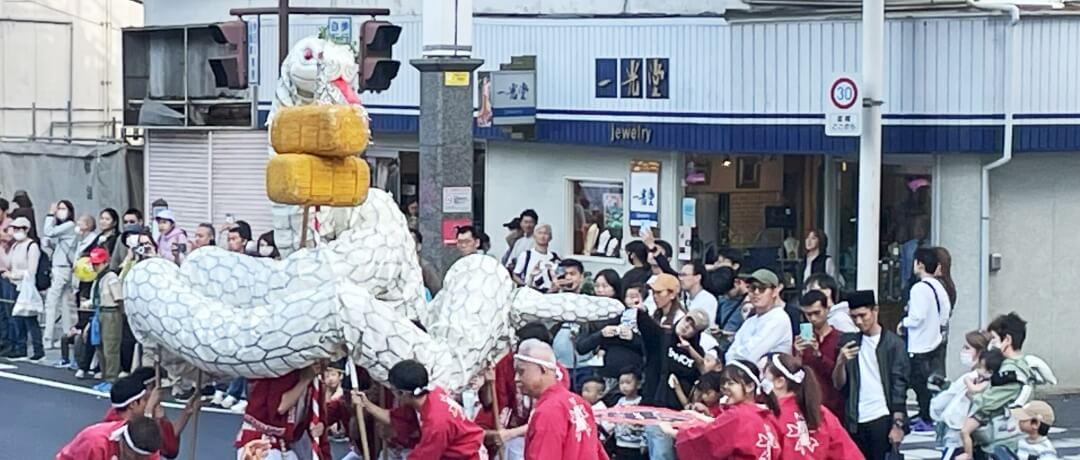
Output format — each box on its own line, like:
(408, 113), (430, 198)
(3, 215), (43, 360)
(42, 200), (77, 348)
(930, 330), (993, 459)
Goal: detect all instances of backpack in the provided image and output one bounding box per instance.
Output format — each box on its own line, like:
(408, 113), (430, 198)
(25, 242), (51, 291)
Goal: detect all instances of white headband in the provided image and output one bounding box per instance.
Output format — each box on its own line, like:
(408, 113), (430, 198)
(111, 424), (154, 456)
(728, 361), (765, 394)
(772, 354), (806, 384)
(112, 389), (147, 408)
(412, 384), (435, 396)
(514, 354), (565, 381)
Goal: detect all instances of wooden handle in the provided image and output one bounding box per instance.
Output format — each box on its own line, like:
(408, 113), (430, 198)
(347, 352), (371, 460)
(186, 371), (204, 460)
(489, 370), (506, 460)
(299, 206), (311, 248)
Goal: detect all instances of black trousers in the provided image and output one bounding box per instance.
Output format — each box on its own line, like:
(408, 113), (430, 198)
(910, 341), (946, 421)
(612, 446), (646, 460)
(853, 416), (892, 460)
(120, 314), (137, 373)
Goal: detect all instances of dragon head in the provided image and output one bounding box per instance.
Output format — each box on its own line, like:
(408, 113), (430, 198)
(280, 36), (362, 106)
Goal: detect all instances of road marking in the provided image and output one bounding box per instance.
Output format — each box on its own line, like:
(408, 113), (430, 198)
(0, 364), (16, 370)
(0, 370), (234, 415)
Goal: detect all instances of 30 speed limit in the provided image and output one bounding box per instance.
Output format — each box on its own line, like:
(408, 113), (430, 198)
(830, 77), (859, 110)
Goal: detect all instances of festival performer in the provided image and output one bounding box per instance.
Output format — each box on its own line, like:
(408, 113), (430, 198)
(659, 360), (781, 459)
(762, 353), (862, 459)
(101, 369), (187, 459)
(384, 359), (488, 459)
(475, 323), (569, 458)
(56, 415), (162, 460)
(513, 339), (608, 460)
(235, 362), (326, 460)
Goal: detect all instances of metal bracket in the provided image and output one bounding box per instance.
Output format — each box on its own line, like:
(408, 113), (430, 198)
(863, 97), (885, 108)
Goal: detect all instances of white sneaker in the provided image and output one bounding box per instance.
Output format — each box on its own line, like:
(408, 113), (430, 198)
(211, 390), (226, 406)
(93, 372), (102, 379)
(75, 369), (87, 379)
(119, 371), (129, 379)
(221, 395), (237, 409)
(230, 400), (248, 414)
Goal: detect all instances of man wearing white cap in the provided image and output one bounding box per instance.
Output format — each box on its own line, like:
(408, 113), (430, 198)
(153, 209), (187, 265)
(514, 339), (608, 460)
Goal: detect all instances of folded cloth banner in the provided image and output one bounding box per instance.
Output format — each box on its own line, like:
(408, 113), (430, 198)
(593, 406), (708, 428)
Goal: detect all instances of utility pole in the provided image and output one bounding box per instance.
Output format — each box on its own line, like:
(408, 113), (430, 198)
(411, 0), (482, 274)
(857, 0), (884, 292)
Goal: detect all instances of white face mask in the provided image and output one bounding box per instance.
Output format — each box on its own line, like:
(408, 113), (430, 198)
(126, 234), (140, 249)
(56, 210), (69, 221)
(258, 246), (274, 257)
(960, 350), (976, 368)
(12, 231), (27, 242)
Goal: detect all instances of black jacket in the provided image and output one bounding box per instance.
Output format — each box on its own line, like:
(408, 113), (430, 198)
(636, 309), (702, 410)
(838, 330), (910, 433)
(576, 312), (645, 379)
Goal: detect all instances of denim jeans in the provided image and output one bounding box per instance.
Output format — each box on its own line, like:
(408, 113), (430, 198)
(0, 278), (15, 349)
(227, 377), (247, 399)
(12, 315), (43, 357)
(643, 424), (676, 460)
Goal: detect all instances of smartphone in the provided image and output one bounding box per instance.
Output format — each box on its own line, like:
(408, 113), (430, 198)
(555, 265), (567, 279)
(174, 243), (187, 253)
(799, 322), (814, 341)
(225, 213), (235, 225)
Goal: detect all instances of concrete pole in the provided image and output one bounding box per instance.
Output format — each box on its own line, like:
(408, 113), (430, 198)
(412, 0), (482, 274)
(856, 0), (884, 292)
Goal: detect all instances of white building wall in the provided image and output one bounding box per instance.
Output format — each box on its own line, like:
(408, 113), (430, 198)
(484, 141), (680, 274)
(0, 0), (143, 139)
(939, 153), (1080, 390)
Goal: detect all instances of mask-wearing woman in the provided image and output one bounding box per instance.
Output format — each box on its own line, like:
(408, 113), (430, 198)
(763, 353), (861, 459)
(42, 200), (78, 350)
(2, 215), (44, 361)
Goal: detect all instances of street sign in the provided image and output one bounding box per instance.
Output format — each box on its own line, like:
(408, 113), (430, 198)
(247, 17), (259, 84)
(825, 75), (862, 137)
(491, 70), (536, 125)
(327, 16), (352, 43)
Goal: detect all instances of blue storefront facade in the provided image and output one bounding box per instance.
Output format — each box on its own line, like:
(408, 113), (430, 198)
(251, 12), (1080, 383)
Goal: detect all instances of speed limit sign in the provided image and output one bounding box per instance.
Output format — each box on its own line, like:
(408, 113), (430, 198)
(825, 74), (861, 137)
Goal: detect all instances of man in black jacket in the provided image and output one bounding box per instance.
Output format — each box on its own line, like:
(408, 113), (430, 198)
(832, 290), (909, 460)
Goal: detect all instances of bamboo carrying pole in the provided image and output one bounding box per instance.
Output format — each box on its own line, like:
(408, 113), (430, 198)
(488, 370), (506, 460)
(347, 349), (372, 459)
(186, 371), (204, 460)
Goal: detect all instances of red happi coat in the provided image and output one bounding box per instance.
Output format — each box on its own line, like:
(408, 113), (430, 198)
(235, 370), (328, 458)
(56, 421), (137, 460)
(524, 384), (609, 460)
(675, 402), (783, 460)
(476, 353), (571, 431)
(102, 408), (174, 459)
(407, 387), (487, 460)
(776, 396), (862, 460)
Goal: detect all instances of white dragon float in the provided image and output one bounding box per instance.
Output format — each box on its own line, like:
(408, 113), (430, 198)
(123, 35), (623, 391)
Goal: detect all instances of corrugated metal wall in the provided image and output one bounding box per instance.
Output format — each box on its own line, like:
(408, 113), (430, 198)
(255, 15), (1080, 118)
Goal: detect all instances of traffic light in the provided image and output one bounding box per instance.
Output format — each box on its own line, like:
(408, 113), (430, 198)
(358, 20), (402, 92)
(208, 20), (248, 89)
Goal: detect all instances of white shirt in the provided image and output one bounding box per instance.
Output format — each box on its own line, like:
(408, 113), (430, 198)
(1017, 436), (1060, 460)
(857, 333), (891, 423)
(902, 277), (952, 354)
(725, 306), (793, 364)
(514, 248), (556, 291)
(506, 236), (535, 269)
(827, 301), (859, 334)
(686, 289), (719, 326)
(699, 332), (721, 359)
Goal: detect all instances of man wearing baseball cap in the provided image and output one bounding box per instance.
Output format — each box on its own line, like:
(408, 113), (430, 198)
(1014, 401), (1058, 459)
(725, 269), (793, 364)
